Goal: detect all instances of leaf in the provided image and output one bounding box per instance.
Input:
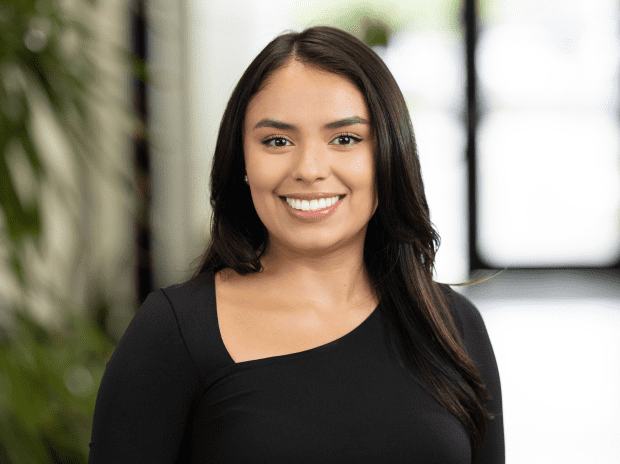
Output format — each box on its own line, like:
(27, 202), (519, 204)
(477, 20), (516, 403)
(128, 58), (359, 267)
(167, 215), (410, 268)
(0, 413), (54, 464)
(0, 153), (28, 239)
(8, 250), (26, 287)
(0, 131), (42, 248)
(19, 123), (44, 179)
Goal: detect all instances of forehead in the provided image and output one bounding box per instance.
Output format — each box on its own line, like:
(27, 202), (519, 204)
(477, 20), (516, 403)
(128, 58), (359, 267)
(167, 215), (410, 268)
(245, 62), (369, 128)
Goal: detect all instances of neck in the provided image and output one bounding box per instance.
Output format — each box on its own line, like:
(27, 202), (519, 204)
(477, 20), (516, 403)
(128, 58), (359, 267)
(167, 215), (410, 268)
(257, 239), (375, 314)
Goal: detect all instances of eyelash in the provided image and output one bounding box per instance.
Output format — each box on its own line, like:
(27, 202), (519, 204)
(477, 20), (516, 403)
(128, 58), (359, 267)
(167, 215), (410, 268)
(260, 133), (364, 148)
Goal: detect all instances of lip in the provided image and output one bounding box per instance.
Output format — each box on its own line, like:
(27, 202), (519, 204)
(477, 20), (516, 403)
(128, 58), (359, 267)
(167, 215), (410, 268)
(279, 193), (346, 201)
(280, 195), (344, 222)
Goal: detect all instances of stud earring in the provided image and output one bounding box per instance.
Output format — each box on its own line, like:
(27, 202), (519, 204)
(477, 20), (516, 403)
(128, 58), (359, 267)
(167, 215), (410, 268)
(244, 174), (249, 184)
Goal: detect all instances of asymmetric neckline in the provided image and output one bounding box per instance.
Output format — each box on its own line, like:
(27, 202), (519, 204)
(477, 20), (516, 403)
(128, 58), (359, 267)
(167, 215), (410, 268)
(214, 294), (381, 368)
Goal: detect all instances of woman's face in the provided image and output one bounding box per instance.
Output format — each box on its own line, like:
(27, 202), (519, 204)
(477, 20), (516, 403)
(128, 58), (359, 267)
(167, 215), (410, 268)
(243, 60), (377, 258)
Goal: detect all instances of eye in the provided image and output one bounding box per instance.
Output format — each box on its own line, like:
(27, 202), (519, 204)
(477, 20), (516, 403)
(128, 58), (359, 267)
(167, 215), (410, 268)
(261, 136), (292, 148)
(330, 133), (363, 147)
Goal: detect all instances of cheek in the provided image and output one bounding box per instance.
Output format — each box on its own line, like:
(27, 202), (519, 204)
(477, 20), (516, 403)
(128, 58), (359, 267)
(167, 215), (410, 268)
(244, 153), (286, 219)
(245, 150), (284, 188)
(343, 157), (367, 177)
(341, 151), (375, 191)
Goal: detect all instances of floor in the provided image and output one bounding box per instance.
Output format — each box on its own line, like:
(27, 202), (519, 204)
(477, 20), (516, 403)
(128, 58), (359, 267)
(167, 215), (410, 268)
(456, 269), (620, 464)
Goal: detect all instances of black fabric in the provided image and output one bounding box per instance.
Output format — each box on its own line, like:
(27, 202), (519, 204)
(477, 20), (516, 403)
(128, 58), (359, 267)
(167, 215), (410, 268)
(89, 271), (504, 463)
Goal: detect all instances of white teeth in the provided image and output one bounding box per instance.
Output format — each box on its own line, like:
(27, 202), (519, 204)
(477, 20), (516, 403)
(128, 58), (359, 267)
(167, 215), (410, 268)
(285, 196), (341, 211)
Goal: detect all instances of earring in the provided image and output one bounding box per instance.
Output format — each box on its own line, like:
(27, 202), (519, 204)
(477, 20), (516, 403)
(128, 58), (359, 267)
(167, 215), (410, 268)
(244, 174), (249, 184)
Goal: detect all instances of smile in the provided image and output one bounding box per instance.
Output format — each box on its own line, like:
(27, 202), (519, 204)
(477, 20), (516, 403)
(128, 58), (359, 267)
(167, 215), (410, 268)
(279, 195), (345, 221)
(284, 195), (343, 211)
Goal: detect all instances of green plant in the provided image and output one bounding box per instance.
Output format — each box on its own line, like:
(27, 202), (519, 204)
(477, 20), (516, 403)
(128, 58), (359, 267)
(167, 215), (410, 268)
(0, 0), (146, 462)
(0, 301), (116, 463)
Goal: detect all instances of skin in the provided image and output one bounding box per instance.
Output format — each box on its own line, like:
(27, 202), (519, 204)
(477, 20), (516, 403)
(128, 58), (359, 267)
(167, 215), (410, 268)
(237, 59), (379, 317)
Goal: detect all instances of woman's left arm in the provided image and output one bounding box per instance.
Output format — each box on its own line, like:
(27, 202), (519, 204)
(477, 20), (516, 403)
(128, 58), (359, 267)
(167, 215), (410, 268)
(452, 292), (506, 464)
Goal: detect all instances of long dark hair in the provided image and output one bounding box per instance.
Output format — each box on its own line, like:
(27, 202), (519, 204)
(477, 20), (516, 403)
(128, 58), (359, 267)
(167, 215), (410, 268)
(191, 26), (499, 461)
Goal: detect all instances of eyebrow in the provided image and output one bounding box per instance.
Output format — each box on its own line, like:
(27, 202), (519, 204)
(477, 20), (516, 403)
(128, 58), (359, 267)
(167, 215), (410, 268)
(252, 116), (369, 132)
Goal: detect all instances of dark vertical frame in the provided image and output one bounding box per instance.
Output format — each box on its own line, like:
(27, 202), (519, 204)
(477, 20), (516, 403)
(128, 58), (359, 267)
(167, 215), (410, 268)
(463, 0), (620, 272)
(131, 0), (154, 304)
(464, 0), (482, 273)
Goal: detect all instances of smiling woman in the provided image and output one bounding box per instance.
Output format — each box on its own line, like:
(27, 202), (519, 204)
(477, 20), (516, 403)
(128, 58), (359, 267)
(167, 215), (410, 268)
(243, 61), (377, 256)
(88, 26), (504, 464)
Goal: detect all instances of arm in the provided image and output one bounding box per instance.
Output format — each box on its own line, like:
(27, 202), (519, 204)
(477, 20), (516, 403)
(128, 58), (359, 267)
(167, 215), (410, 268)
(88, 290), (204, 463)
(463, 296), (505, 464)
(448, 290), (506, 464)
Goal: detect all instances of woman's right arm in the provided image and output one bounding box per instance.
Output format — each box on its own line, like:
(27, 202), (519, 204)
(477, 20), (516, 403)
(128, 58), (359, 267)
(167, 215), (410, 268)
(88, 290), (204, 463)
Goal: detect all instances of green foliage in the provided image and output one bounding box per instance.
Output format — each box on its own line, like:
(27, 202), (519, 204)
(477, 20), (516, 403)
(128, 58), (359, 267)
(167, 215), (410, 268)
(363, 21), (390, 47)
(1, 1), (74, 285)
(0, 0), (145, 462)
(0, 307), (116, 463)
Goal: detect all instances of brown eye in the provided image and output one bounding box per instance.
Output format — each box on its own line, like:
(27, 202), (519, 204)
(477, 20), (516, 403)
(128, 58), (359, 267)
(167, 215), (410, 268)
(330, 134), (363, 146)
(261, 136), (292, 148)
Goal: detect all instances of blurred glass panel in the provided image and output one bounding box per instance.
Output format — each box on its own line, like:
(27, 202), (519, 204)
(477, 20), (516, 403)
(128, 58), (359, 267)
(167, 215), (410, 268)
(387, 29), (464, 112)
(478, 111), (620, 266)
(379, 2), (467, 282)
(477, 0), (620, 267)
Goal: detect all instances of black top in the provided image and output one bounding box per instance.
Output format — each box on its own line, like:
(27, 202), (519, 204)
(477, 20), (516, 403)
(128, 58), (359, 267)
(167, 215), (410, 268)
(88, 271), (504, 463)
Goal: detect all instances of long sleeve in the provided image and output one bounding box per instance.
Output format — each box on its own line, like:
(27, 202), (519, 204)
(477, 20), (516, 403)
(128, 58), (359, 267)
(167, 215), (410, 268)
(88, 290), (205, 463)
(449, 290), (506, 464)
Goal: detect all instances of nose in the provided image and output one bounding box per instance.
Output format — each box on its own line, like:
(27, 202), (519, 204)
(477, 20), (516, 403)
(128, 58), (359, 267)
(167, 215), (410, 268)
(290, 140), (331, 183)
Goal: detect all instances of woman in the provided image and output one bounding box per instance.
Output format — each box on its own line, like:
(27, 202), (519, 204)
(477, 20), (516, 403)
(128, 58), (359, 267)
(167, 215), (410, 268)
(89, 26), (504, 463)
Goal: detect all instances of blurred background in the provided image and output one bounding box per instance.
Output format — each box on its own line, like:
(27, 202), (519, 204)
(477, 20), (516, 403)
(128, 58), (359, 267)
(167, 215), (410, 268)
(0, 0), (619, 462)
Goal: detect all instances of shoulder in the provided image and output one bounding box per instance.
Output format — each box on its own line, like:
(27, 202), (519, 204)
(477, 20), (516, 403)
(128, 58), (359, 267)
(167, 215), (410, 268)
(160, 271), (215, 308)
(90, 283), (207, 460)
(120, 272), (215, 342)
(156, 271), (219, 335)
(159, 270), (233, 376)
(436, 283), (492, 350)
(109, 271), (229, 382)
(119, 289), (178, 346)
(98, 286), (205, 394)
